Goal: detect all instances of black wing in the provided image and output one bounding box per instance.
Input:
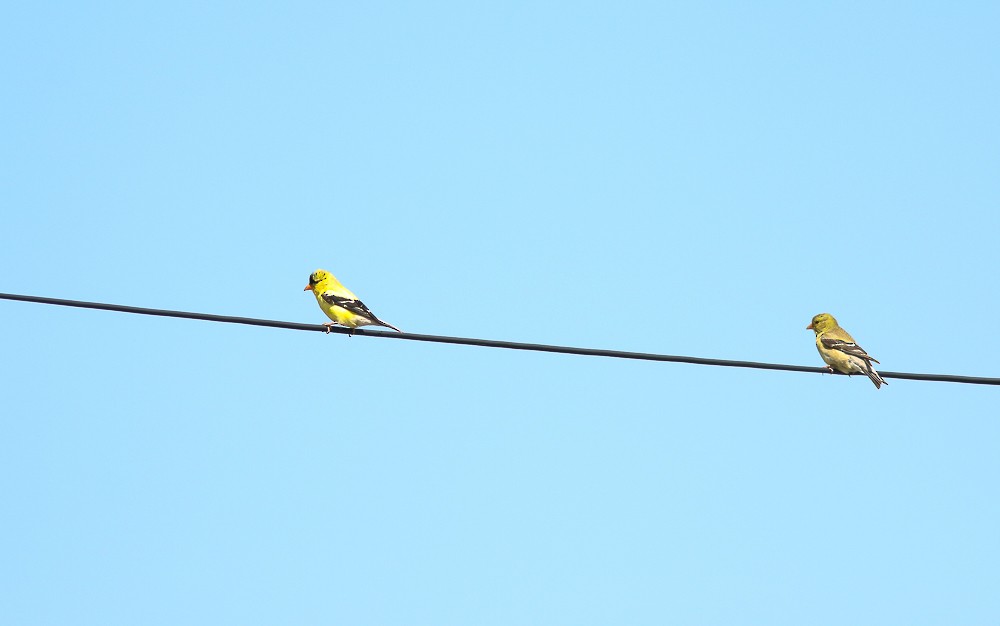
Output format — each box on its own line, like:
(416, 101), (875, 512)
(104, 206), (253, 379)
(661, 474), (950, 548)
(320, 292), (378, 321)
(820, 337), (880, 364)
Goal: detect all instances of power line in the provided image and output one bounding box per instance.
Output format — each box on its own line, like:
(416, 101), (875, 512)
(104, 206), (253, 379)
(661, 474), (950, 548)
(2, 292), (998, 386)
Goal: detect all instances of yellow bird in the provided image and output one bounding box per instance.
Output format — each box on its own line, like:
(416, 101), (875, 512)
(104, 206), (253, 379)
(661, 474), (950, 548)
(304, 269), (402, 334)
(807, 313), (886, 389)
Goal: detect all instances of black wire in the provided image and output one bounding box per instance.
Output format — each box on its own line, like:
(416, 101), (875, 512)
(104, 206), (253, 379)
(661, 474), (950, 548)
(2, 292), (998, 386)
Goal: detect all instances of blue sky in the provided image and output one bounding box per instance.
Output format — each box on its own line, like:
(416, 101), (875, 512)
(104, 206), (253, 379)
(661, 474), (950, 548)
(2, 2), (999, 624)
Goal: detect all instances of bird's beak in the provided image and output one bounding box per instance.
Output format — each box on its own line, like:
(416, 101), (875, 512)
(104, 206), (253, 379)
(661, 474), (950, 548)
(806, 323), (814, 330)
(303, 284), (313, 291)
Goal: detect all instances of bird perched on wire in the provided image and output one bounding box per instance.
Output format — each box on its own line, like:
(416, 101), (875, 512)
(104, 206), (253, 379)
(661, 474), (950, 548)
(304, 269), (402, 334)
(807, 313), (886, 389)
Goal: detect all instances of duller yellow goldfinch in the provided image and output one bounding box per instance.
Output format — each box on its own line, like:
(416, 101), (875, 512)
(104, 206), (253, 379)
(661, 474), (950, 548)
(807, 313), (886, 389)
(304, 269), (402, 334)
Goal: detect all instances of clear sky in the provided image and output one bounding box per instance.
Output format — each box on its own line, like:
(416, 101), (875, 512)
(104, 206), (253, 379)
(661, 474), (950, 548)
(2, 2), (999, 624)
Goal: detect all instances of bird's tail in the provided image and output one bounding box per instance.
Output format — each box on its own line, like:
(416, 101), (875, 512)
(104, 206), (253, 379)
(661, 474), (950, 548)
(865, 362), (888, 389)
(374, 318), (403, 333)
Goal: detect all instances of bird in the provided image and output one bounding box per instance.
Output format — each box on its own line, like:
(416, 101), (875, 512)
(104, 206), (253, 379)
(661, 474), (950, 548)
(807, 313), (886, 389)
(304, 269), (402, 334)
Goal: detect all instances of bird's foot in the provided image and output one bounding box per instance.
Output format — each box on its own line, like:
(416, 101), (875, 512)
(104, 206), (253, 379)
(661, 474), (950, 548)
(323, 322), (336, 334)
(824, 365), (835, 374)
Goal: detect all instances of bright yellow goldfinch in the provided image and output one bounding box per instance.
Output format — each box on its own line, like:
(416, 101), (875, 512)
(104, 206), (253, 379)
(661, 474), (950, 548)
(807, 313), (886, 389)
(304, 269), (402, 333)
